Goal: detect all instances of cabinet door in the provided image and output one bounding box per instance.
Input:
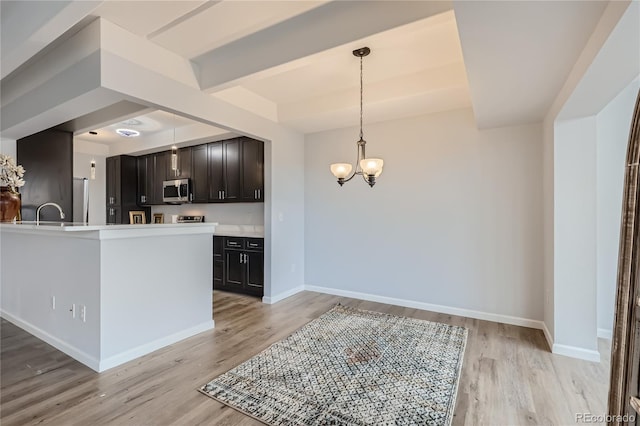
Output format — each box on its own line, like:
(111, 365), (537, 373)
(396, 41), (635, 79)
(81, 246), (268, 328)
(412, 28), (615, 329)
(213, 259), (224, 290)
(245, 251), (264, 296)
(208, 142), (224, 202)
(106, 156), (120, 206)
(178, 147), (192, 179)
(106, 206), (120, 224)
(137, 156), (149, 205)
(223, 139), (241, 201)
(153, 152), (168, 205)
(191, 145), (209, 203)
(224, 250), (244, 291)
(241, 138), (264, 202)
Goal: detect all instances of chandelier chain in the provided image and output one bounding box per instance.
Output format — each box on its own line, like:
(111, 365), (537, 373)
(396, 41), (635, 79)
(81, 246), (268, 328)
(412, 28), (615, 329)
(359, 55), (364, 140)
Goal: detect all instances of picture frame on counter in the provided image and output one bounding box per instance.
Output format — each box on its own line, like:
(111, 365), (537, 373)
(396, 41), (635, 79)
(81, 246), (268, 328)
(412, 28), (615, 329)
(129, 211), (146, 224)
(153, 213), (164, 224)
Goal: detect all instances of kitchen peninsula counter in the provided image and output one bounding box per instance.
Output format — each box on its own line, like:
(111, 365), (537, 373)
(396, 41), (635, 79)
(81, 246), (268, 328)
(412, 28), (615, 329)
(0, 222), (217, 372)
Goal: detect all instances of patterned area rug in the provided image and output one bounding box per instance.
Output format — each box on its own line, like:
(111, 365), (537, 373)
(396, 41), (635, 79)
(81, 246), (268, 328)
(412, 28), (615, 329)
(199, 305), (468, 425)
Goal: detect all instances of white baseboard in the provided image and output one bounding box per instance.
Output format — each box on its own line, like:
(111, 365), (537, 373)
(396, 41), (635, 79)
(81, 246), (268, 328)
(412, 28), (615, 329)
(1, 309), (214, 373)
(542, 321), (554, 352)
(304, 284), (545, 330)
(597, 328), (613, 340)
(98, 320), (215, 372)
(262, 285), (304, 304)
(552, 343), (601, 363)
(1, 309), (100, 371)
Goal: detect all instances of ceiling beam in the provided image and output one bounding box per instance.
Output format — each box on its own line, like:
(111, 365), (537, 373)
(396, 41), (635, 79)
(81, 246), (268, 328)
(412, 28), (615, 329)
(194, 0), (452, 92)
(0, 0), (104, 79)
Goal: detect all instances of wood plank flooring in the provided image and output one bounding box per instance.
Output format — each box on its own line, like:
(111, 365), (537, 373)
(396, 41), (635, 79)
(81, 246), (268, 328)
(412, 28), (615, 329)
(1, 291), (610, 425)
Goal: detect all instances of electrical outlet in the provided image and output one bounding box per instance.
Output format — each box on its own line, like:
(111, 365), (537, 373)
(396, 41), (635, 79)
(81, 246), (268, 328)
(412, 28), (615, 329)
(51, 296), (56, 310)
(70, 304), (76, 318)
(80, 305), (86, 322)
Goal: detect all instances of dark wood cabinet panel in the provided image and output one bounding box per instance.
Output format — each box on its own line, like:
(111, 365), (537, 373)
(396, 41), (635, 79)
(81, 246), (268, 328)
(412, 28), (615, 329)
(245, 251), (264, 294)
(241, 138), (264, 201)
(222, 139), (241, 202)
(17, 129), (73, 222)
(178, 147), (192, 179)
(106, 155), (146, 223)
(224, 250), (245, 291)
(215, 236), (263, 296)
(137, 156), (150, 205)
(213, 236), (225, 290)
(208, 142), (224, 201)
(106, 156), (119, 206)
(153, 152), (169, 205)
(191, 145), (209, 203)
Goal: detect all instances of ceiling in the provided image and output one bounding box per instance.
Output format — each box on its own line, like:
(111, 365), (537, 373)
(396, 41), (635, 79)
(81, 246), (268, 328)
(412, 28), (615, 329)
(1, 0), (620, 146)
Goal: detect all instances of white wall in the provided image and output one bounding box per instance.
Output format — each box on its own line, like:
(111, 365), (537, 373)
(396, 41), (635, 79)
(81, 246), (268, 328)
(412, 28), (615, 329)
(0, 138), (17, 157)
(554, 117), (599, 358)
(305, 108), (543, 322)
(595, 80), (639, 336)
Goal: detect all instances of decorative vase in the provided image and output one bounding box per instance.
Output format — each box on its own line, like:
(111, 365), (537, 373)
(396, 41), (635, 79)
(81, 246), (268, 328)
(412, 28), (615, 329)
(0, 187), (21, 222)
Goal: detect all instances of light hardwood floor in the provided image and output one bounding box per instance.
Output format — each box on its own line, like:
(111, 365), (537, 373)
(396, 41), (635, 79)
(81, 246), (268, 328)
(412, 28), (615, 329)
(1, 291), (610, 425)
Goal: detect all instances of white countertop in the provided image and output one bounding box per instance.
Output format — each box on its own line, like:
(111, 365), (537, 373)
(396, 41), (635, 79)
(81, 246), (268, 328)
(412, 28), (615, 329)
(0, 221), (264, 238)
(0, 221), (218, 239)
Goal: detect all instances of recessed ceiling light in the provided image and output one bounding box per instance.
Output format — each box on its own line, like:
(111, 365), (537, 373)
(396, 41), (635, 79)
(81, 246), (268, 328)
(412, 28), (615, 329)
(89, 131), (97, 135)
(116, 128), (140, 138)
(121, 118), (142, 126)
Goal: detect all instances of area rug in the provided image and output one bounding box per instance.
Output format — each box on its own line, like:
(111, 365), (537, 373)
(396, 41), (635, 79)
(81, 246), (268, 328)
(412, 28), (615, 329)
(199, 304), (468, 425)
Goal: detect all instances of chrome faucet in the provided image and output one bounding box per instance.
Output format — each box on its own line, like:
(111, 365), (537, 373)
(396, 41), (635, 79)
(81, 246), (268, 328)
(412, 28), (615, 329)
(36, 202), (65, 225)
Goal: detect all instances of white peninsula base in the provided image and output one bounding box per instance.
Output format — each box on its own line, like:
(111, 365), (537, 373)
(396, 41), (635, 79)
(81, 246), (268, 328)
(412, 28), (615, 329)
(0, 223), (216, 372)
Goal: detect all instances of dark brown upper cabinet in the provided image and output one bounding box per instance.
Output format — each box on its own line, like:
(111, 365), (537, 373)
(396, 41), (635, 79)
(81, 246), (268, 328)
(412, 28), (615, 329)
(208, 141), (225, 202)
(137, 155), (153, 206)
(241, 137), (264, 202)
(207, 137), (263, 203)
(133, 137), (263, 206)
(191, 144), (209, 203)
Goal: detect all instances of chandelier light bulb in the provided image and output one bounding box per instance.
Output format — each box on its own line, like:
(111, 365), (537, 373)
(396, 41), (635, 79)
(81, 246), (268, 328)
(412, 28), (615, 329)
(330, 163), (353, 179)
(360, 158), (384, 177)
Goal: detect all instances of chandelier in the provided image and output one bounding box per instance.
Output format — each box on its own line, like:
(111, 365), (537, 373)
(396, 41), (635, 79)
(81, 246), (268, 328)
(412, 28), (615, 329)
(330, 47), (383, 187)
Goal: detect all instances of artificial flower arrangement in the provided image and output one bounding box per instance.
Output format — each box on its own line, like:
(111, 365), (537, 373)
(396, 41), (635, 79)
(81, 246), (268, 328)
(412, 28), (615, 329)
(0, 154), (26, 192)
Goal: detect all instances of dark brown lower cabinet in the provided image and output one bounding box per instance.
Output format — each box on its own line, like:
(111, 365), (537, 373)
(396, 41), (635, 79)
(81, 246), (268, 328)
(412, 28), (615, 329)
(213, 236), (263, 297)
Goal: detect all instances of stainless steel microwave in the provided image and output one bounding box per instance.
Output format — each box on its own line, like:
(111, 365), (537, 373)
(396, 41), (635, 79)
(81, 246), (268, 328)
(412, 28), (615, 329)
(162, 179), (191, 203)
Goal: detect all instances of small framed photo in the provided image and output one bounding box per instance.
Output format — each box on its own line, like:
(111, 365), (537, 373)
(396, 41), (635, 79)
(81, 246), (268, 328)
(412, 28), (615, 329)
(153, 213), (164, 224)
(129, 211), (146, 225)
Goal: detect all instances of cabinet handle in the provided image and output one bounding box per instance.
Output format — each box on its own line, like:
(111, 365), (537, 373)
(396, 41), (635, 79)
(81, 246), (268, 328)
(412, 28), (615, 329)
(222, 190), (225, 200)
(254, 189), (257, 199)
(189, 193), (193, 202)
(258, 189), (261, 199)
(218, 190), (221, 199)
(240, 253), (244, 264)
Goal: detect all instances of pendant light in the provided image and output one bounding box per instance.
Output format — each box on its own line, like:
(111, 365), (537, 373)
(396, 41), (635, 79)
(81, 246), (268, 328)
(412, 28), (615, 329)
(330, 47), (383, 187)
(171, 114), (178, 176)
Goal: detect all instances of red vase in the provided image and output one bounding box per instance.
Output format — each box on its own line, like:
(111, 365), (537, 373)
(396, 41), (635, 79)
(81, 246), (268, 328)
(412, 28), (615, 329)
(0, 187), (21, 222)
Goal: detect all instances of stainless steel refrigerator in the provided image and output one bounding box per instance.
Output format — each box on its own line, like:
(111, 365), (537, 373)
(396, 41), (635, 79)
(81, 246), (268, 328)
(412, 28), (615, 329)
(73, 177), (89, 224)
